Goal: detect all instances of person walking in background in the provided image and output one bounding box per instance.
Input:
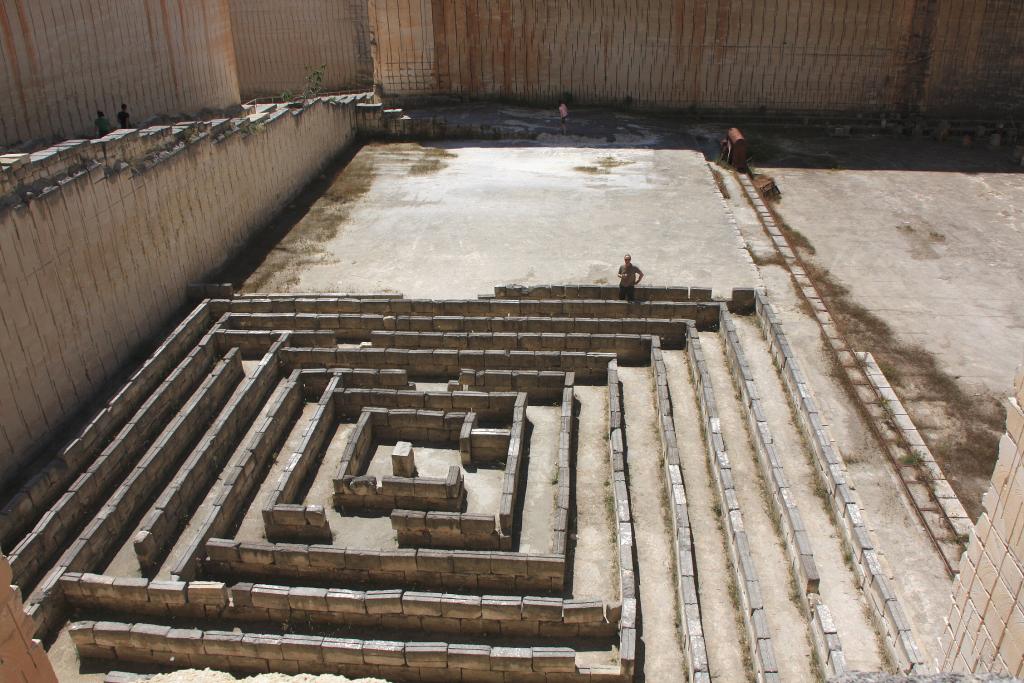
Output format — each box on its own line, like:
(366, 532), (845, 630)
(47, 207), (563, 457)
(617, 253), (644, 302)
(94, 111), (112, 137)
(117, 103), (131, 129)
(559, 101), (569, 134)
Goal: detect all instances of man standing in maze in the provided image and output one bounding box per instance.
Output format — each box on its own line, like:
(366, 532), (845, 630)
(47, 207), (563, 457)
(617, 253), (644, 302)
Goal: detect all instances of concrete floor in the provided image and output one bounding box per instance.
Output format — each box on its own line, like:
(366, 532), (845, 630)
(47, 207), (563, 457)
(239, 141), (758, 299)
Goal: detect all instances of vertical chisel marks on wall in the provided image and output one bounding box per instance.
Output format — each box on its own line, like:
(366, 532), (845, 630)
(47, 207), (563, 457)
(369, 0), (1024, 116)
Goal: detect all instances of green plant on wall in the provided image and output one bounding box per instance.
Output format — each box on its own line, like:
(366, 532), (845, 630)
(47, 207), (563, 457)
(302, 64), (327, 103)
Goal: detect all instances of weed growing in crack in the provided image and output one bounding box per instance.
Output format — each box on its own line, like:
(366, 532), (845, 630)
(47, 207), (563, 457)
(788, 575), (803, 609)
(900, 451), (923, 467)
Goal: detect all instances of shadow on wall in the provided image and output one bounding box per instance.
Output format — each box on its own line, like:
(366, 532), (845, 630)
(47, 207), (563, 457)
(394, 102), (1024, 175)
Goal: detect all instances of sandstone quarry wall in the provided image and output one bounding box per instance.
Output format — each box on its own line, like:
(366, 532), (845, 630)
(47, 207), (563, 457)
(368, 0), (1024, 116)
(0, 554), (56, 682)
(0, 0), (241, 147)
(0, 101), (360, 490)
(228, 0), (374, 100)
(942, 364), (1024, 675)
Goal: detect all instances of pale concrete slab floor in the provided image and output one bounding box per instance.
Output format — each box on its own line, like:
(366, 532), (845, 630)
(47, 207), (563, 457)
(241, 142), (758, 299)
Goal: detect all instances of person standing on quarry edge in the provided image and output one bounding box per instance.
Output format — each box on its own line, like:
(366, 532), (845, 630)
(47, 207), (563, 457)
(117, 103), (131, 129)
(559, 101), (569, 134)
(94, 111), (112, 137)
(617, 254), (644, 302)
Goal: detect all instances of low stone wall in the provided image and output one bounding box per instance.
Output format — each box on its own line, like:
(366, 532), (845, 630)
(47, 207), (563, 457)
(393, 511), (502, 550)
(215, 296), (721, 328)
(371, 330), (653, 363)
(687, 328), (780, 683)
(0, 303), (213, 554)
(493, 284), (712, 302)
(458, 370), (573, 403)
(213, 329), (338, 355)
(69, 619), (608, 680)
(606, 361), (638, 678)
(753, 290), (925, 674)
(859, 352), (968, 537)
(281, 346), (616, 382)
(718, 309), (847, 677)
(222, 312), (690, 346)
(498, 395), (529, 534)
(262, 377), (338, 543)
(334, 389), (517, 422)
(5, 312), (217, 593)
(60, 573), (615, 640)
(552, 386), (575, 558)
(339, 465), (466, 513)
(202, 540), (566, 594)
(137, 340), (286, 569)
(649, 335), (711, 683)
(167, 370), (307, 581)
(292, 368), (413, 396)
(22, 349), (245, 636)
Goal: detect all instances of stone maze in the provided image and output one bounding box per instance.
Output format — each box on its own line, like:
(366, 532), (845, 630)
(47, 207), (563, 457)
(0, 279), (951, 681)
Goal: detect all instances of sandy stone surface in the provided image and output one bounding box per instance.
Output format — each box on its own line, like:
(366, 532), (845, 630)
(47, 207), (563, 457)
(662, 349), (750, 681)
(755, 133), (1024, 514)
(149, 671), (387, 683)
(239, 141), (757, 299)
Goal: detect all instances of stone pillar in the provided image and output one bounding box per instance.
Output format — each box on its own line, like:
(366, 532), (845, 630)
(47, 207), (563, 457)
(941, 361), (1024, 674)
(392, 441), (417, 477)
(0, 553), (58, 682)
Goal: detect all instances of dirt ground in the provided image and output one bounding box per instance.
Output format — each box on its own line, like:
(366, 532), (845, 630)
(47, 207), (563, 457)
(732, 315), (884, 671)
(745, 130), (1024, 516)
(662, 350), (751, 681)
(699, 333), (817, 682)
(617, 366), (687, 680)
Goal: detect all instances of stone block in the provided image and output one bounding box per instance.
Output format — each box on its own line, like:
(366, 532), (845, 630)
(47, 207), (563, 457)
(490, 646), (532, 672)
(365, 589), (403, 614)
(392, 441), (417, 477)
(165, 627), (205, 655)
(481, 595), (522, 620)
(280, 634), (324, 662)
(322, 637), (364, 665)
(203, 630), (244, 657)
(490, 553), (528, 576)
(522, 597), (564, 622)
(406, 641), (448, 668)
(111, 577), (150, 603)
(288, 586), (328, 612)
(403, 591), (443, 617)
(251, 584), (290, 610)
(564, 600), (605, 623)
(440, 593), (482, 619)
(325, 589), (366, 614)
(92, 622), (133, 649)
(187, 581), (228, 606)
(448, 643), (491, 670)
(363, 639), (405, 666)
(238, 542), (275, 565)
